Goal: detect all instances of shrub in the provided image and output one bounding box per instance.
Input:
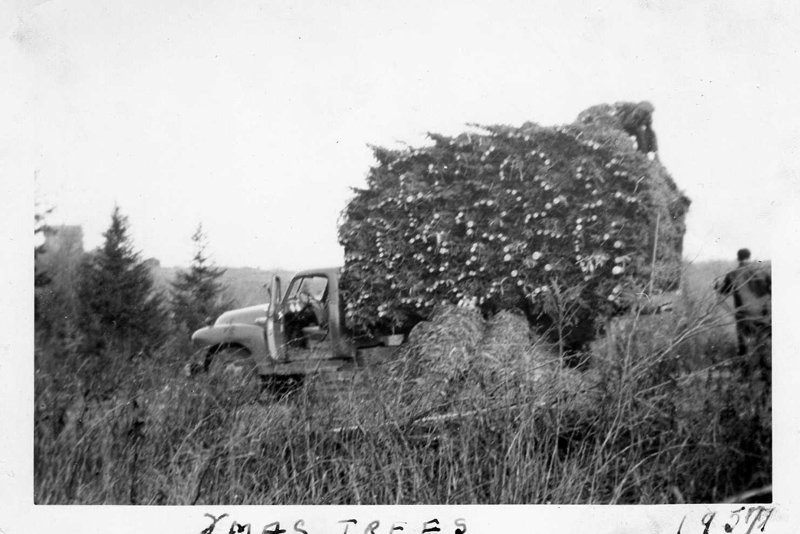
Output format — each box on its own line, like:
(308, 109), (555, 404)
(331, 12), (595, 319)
(338, 101), (690, 350)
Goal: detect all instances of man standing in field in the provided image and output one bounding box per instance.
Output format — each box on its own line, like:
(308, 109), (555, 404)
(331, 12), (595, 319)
(717, 248), (771, 382)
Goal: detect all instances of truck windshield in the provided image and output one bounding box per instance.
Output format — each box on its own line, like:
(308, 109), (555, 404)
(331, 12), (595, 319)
(286, 275), (328, 302)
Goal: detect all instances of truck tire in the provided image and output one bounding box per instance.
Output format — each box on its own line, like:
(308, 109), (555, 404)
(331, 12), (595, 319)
(206, 346), (262, 401)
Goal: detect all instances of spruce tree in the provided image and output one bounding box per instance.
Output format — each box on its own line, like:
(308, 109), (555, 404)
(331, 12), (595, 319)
(171, 223), (231, 333)
(76, 206), (166, 351)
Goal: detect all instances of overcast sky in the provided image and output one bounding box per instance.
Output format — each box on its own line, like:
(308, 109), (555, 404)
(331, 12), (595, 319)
(6, 0), (799, 270)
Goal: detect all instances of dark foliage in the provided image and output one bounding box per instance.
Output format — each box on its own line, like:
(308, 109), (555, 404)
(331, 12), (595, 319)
(34, 205), (54, 289)
(170, 224), (232, 333)
(338, 102), (690, 349)
(75, 206), (167, 353)
(34, 204), (56, 330)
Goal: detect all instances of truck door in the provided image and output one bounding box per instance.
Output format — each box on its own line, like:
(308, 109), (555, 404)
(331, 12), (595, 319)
(265, 274), (287, 362)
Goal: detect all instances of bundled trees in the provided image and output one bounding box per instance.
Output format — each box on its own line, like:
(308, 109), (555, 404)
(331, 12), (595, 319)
(338, 102), (690, 350)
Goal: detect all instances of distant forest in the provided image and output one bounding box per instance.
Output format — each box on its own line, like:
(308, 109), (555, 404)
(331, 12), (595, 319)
(152, 266), (294, 309)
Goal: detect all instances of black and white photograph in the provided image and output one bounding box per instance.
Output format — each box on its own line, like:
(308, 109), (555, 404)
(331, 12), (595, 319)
(2, 0), (799, 532)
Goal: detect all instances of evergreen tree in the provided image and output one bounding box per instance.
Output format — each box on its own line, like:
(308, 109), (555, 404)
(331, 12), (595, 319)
(34, 206), (53, 331)
(34, 204), (54, 289)
(171, 223), (231, 333)
(76, 206), (167, 351)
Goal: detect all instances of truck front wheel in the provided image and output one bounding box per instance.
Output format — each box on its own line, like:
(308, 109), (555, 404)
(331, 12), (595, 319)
(205, 346), (262, 401)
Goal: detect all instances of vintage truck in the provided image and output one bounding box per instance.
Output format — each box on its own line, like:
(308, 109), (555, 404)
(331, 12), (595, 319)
(190, 266), (403, 391)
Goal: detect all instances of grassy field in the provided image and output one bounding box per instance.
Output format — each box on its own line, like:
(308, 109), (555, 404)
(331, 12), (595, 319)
(33, 259), (771, 504)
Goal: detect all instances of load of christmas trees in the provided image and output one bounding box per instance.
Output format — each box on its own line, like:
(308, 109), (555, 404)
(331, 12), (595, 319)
(338, 102), (690, 350)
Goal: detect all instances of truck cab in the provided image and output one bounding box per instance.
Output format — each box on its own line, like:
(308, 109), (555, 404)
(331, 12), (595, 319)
(191, 267), (398, 378)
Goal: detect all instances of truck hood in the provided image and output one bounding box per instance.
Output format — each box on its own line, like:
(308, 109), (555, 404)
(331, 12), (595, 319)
(214, 303), (270, 326)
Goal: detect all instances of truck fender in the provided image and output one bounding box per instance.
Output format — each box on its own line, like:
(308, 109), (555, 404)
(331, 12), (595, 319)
(191, 323), (268, 362)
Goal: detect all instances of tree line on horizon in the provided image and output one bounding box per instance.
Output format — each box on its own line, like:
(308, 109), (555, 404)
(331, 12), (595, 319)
(35, 205), (232, 357)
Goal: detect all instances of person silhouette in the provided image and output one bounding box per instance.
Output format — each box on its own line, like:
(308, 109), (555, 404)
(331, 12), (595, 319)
(717, 248), (771, 381)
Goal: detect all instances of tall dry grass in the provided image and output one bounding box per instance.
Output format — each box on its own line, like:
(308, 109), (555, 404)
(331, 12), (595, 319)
(34, 261), (771, 504)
